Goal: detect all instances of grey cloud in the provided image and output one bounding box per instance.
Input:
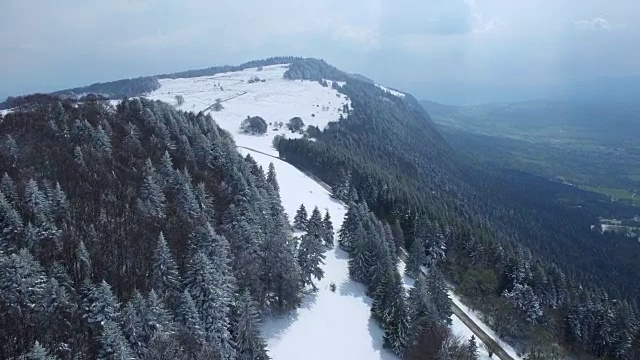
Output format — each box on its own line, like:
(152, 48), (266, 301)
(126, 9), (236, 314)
(380, 0), (475, 36)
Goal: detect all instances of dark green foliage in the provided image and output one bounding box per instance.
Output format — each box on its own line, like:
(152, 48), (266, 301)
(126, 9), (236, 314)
(232, 290), (270, 360)
(240, 116), (268, 135)
(322, 210), (334, 248)
(51, 76), (161, 100)
(0, 98), (289, 358)
(287, 117), (305, 133)
(405, 236), (426, 279)
(297, 233), (325, 291)
(293, 203), (308, 230)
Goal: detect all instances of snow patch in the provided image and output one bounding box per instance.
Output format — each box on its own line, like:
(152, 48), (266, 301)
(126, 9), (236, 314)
(148, 64), (351, 157)
(376, 84), (405, 98)
(238, 148), (398, 360)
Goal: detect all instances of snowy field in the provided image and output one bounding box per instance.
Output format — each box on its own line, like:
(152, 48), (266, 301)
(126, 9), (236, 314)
(148, 64), (351, 156)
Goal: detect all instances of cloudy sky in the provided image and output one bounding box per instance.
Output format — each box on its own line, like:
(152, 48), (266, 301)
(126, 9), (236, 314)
(1, 0), (638, 103)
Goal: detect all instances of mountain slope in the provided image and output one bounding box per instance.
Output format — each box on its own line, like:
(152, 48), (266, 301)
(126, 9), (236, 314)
(2, 57), (638, 360)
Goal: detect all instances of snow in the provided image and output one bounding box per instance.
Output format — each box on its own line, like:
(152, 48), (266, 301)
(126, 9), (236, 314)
(449, 291), (524, 360)
(450, 316), (495, 360)
(148, 64), (351, 157)
(238, 148), (398, 360)
(375, 84), (405, 98)
(0, 109), (12, 116)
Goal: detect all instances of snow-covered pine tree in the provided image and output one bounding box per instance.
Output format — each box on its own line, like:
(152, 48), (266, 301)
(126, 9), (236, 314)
(0, 173), (18, 204)
(322, 209), (334, 248)
(143, 290), (174, 345)
(261, 185), (302, 312)
(98, 319), (135, 360)
(467, 335), (478, 359)
(331, 168), (350, 201)
(424, 268), (453, 326)
(297, 233), (325, 291)
(136, 160), (166, 222)
(183, 252), (236, 360)
(74, 240), (92, 285)
(82, 280), (120, 331)
(293, 204), (308, 231)
(381, 271), (410, 357)
(120, 300), (144, 357)
(0, 193), (23, 254)
(306, 206), (323, 238)
(233, 290), (270, 360)
(405, 237), (426, 279)
(406, 277), (439, 343)
(266, 163), (279, 194)
(339, 201), (367, 251)
(175, 290), (206, 350)
(503, 283), (543, 323)
(151, 232), (181, 306)
(347, 223), (371, 284)
(25, 341), (58, 360)
(390, 219), (405, 252)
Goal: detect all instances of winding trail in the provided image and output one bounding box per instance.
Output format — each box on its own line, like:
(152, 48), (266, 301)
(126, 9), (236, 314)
(240, 144), (516, 360)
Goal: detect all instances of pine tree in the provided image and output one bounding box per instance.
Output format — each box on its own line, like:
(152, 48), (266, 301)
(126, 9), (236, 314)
(424, 268), (452, 326)
(347, 223), (371, 284)
(143, 290), (174, 344)
(407, 277), (439, 343)
(380, 271), (410, 357)
(233, 290), (270, 360)
(82, 280), (120, 331)
(98, 319), (134, 360)
(467, 335), (478, 360)
(297, 233), (325, 291)
(0, 193), (23, 253)
(158, 151), (177, 190)
(25, 341), (58, 360)
(405, 238), (426, 279)
(266, 163), (279, 194)
(151, 232), (181, 306)
(391, 219), (405, 251)
(184, 252), (236, 360)
(293, 204), (308, 231)
(0, 173), (18, 204)
(331, 169), (350, 201)
(260, 185), (302, 312)
(306, 206), (323, 238)
(322, 210), (334, 248)
(137, 161), (166, 221)
(175, 290), (205, 348)
(120, 300), (144, 356)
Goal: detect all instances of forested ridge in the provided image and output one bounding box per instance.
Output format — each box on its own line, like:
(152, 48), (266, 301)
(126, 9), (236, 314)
(277, 59), (640, 359)
(0, 98), (310, 359)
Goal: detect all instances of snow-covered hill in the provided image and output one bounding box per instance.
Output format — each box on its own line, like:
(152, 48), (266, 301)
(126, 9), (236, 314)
(147, 64), (350, 157)
(152, 63), (520, 360)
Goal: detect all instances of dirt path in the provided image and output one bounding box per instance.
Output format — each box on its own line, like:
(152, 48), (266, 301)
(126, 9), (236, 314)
(240, 144), (516, 360)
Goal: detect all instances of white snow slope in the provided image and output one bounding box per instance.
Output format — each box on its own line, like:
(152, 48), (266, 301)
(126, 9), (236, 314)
(376, 84), (405, 98)
(147, 64), (350, 157)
